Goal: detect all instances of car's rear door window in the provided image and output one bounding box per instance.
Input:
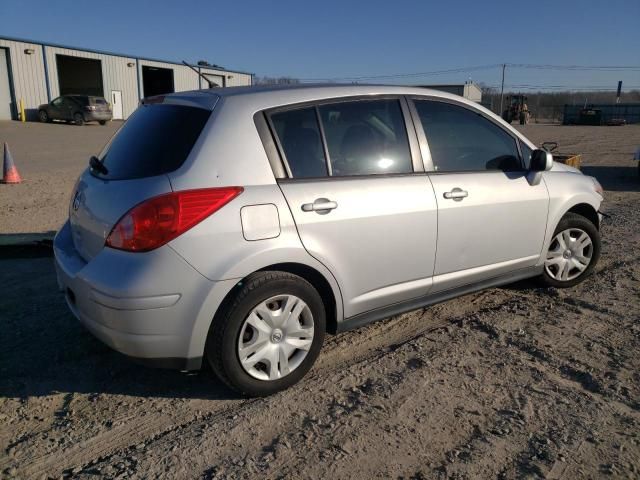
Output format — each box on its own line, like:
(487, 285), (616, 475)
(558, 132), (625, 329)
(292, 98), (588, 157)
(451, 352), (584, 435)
(270, 107), (328, 178)
(414, 100), (522, 172)
(70, 96), (89, 106)
(96, 104), (211, 180)
(318, 99), (412, 176)
(269, 99), (412, 178)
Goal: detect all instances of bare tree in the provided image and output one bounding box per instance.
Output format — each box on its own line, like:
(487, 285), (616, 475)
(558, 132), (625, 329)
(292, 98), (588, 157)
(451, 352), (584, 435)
(254, 76), (301, 86)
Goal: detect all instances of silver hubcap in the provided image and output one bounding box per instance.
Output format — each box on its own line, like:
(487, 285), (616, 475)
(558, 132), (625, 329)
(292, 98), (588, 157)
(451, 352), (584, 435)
(238, 294), (314, 381)
(544, 228), (593, 281)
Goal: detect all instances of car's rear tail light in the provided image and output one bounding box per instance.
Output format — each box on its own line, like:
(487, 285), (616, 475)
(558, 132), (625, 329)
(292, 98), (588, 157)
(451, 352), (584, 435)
(84, 105), (97, 111)
(106, 187), (243, 252)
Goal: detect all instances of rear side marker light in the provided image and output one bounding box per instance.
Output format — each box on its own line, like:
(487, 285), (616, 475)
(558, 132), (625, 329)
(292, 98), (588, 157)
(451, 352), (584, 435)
(106, 187), (243, 252)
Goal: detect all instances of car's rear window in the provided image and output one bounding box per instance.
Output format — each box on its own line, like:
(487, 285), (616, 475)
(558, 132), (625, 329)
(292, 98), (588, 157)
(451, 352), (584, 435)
(91, 97), (108, 105)
(96, 104), (211, 180)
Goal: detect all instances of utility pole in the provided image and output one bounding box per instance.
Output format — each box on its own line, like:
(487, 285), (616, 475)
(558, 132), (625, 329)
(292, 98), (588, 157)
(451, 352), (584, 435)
(616, 81), (622, 104)
(499, 63), (506, 115)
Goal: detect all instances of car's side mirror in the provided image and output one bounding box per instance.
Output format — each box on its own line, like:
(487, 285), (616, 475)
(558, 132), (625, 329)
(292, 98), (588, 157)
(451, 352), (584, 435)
(526, 149), (553, 186)
(530, 149), (553, 172)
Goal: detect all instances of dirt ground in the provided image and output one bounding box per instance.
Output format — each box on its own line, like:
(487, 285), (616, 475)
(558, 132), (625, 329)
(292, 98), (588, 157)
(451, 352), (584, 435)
(1, 122), (639, 479)
(0, 120), (121, 237)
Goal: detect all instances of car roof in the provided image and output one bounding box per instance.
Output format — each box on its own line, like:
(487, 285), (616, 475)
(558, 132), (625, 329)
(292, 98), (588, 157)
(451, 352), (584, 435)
(162, 83), (483, 113)
(197, 83), (459, 100)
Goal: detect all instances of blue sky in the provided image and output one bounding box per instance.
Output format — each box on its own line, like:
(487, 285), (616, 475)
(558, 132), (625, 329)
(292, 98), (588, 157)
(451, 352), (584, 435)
(2, 0), (639, 90)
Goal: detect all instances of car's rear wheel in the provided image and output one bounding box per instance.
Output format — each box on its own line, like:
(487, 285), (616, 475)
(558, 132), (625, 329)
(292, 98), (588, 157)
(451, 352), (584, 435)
(206, 271), (326, 397)
(38, 110), (49, 123)
(99, 120), (107, 125)
(541, 212), (600, 288)
(73, 113), (84, 126)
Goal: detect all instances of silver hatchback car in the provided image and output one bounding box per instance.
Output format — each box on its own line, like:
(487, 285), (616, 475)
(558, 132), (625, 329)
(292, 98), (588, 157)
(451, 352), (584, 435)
(54, 85), (604, 396)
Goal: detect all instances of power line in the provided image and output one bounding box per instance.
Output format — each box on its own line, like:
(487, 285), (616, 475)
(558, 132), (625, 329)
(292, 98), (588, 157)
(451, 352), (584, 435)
(485, 84), (640, 91)
(506, 63), (640, 71)
(298, 62), (640, 82)
(299, 64), (501, 82)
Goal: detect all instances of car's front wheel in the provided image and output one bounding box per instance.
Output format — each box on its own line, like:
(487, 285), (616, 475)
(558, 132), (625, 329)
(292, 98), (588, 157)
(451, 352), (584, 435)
(206, 271), (326, 397)
(38, 110), (49, 123)
(541, 212), (601, 288)
(73, 113), (84, 126)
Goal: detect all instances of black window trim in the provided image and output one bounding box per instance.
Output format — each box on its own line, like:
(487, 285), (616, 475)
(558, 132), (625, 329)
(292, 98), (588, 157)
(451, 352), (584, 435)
(314, 105), (333, 176)
(259, 94), (424, 180)
(407, 95), (528, 174)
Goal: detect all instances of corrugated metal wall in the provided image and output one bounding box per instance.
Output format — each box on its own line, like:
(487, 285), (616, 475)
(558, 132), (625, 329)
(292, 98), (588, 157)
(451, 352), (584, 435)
(0, 37), (252, 120)
(200, 67), (250, 87)
(0, 39), (48, 119)
(45, 46), (139, 119)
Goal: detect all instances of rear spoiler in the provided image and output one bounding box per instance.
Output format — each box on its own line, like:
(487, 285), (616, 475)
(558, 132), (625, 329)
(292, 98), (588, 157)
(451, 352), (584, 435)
(140, 92), (220, 111)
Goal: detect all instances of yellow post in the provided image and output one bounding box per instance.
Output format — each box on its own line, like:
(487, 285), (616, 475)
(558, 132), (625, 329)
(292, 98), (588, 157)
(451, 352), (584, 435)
(19, 99), (25, 123)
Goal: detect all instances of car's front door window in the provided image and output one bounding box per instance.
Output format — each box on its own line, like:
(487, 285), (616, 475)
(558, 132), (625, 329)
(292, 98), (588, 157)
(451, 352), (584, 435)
(414, 100), (522, 172)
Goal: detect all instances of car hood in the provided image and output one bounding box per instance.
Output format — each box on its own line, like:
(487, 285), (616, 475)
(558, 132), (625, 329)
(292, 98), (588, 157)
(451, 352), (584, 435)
(550, 161), (581, 173)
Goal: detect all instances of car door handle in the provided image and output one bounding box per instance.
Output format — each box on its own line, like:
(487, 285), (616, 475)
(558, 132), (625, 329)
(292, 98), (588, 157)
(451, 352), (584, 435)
(301, 198), (338, 214)
(443, 188), (468, 201)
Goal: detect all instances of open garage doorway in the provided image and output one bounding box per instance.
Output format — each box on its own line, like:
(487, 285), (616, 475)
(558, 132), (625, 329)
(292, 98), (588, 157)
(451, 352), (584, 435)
(142, 66), (174, 97)
(0, 48), (14, 120)
(56, 55), (103, 96)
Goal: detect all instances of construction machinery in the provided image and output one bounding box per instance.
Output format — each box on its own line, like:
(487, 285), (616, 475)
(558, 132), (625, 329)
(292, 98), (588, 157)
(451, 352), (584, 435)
(502, 94), (530, 124)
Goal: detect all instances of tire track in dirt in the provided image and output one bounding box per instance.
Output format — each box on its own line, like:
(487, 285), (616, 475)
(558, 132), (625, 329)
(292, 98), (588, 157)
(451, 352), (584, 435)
(9, 288), (492, 477)
(44, 293), (529, 478)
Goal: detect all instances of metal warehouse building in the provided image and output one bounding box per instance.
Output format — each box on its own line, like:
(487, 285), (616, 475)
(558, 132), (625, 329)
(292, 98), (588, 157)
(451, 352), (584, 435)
(0, 36), (253, 121)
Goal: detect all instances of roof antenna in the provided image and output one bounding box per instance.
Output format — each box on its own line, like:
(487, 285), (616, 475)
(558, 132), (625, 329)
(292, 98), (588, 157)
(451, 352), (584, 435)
(182, 61), (217, 89)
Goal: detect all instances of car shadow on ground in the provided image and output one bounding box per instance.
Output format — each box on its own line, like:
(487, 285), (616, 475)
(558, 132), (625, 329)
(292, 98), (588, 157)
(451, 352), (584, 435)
(0, 255), (242, 401)
(0, 232), (56, 259)
(581, 165), (640, 192)
(500, 277), (542, 292)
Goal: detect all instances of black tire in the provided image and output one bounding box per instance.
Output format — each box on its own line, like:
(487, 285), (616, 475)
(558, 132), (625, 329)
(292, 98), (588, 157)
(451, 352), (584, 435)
(540, 212), (601, 288)
(38, 110), (49, 123)
(99, 120), (107, 126)
(206, 271), (326, 397)
(73, 113), (85, 126)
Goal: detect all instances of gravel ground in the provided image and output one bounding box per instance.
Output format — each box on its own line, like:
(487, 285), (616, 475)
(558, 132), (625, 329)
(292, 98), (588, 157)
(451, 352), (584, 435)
(0, 122), (639, 479)
(0, 120), (121, 237)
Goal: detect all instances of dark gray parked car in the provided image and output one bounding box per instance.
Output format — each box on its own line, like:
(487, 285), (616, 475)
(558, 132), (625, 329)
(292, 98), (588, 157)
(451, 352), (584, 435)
(38, 95), (112, 125)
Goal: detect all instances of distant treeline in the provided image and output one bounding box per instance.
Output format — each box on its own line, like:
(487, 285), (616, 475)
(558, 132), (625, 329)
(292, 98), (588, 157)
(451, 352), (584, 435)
(254, 76), (301, 85)
(479, 86), (640, 121)
(251, 77), (640, 123)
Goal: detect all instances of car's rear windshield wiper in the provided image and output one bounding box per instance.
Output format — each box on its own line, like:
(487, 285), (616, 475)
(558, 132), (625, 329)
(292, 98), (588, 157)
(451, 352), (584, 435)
(89, 155), (108, 175)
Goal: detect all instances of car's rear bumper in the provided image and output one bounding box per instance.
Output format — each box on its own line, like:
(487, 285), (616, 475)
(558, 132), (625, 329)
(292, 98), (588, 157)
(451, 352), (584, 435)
(53, 221), (223, 370)
(84, 111), (112, 122)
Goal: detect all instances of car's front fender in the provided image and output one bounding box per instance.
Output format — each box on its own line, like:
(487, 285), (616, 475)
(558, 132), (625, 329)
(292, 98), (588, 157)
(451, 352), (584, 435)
(538, 171), (603, 265)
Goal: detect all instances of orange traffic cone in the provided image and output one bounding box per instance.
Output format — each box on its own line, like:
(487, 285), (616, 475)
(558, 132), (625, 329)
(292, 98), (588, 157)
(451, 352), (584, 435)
(2, 143), (22, 184)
